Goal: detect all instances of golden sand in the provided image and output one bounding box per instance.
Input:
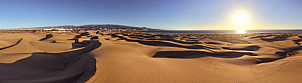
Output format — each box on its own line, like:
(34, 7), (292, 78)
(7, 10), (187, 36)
(1, 31), (302, 83)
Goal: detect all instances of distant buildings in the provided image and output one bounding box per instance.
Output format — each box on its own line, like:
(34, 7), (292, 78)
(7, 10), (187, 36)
(40, 28), (73, 32)
(13, 24), (160, 32)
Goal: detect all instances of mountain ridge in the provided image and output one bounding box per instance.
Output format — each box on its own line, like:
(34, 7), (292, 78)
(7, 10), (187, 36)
(13, 24), (161, 31)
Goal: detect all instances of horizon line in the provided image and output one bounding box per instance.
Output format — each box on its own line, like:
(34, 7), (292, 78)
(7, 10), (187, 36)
(1, 24), (301, 31)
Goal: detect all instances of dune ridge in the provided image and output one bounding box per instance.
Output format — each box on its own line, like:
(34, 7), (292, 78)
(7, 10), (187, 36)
(1, 31), (302, 83)
(0, 32), (101, 83)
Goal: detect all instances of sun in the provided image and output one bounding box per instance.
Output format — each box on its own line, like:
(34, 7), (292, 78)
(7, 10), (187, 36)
(231, 9), (252, 33)
(234, 10), (250, 25)
(236, 30), (246, 34)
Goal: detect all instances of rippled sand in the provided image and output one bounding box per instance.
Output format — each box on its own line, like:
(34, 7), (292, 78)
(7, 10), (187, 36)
(1, 31), (302, 83)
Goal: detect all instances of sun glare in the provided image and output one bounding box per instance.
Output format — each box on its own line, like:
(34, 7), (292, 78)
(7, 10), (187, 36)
(236, 30), (246, 34)
(234, 10), (250, 25)
(232, 9), (251, 33)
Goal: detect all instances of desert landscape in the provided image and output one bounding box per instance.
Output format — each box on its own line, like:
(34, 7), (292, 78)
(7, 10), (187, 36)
(1, 0), (301, 83)
(0, 30), (302, 83)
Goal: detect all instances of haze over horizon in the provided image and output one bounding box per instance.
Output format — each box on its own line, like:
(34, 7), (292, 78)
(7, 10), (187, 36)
(0, 0), (301, 30)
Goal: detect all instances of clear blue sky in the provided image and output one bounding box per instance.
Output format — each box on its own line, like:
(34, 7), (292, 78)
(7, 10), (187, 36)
(0, 0), (301, 30)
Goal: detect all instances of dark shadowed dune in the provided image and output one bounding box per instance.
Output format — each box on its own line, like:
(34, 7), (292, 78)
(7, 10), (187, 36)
(0, 40), (101, 83)
(251, 34), (294, 42)
(136, 41), (211, 49)
(39, 34), (53, 41)
(222, 45), (261, 51)
(250, 35), (278, 39)
(256, 47), (301, 64)
(153, 51), (257, 58)
(0, 38), (23, 50)
(110, 32), (302, 64)
(110, 34), (212, 49)
(118, 33), (203, 44)
(256, 58), (281, 64)
(260, 36), (289, 42)
(3, 31), (302, 83)
(204, 42), (222, 45)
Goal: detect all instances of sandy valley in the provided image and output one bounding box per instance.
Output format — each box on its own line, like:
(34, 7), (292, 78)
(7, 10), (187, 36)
(1, 31), (302, 83)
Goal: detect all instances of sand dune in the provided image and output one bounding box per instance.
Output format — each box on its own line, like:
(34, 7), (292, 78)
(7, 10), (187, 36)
(154, 51), (257, 58)
(0, 38), (23, 50)
(222, 45), (261, 51)
(87, 32), (302, 83)
(0, 32), (100, 83)
(1, 31), (302, 83)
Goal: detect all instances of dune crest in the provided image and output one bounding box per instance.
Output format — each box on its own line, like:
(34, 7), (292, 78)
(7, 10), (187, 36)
(1, 31), (302, 83)
(0, 32), (101, 83)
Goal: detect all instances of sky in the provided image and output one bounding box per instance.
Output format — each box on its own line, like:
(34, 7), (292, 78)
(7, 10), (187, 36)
(0, 0), (301, 30)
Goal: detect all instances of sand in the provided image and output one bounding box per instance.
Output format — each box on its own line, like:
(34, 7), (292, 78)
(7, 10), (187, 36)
(1, 31), (302, 83)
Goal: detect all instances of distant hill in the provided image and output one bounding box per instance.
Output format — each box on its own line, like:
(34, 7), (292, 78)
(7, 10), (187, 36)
(17, 24), (160, 31)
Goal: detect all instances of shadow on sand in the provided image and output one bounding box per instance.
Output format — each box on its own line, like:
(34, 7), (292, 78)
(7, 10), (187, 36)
(0, 38), (23, 50)
(222, 45), (261, 51)
(0, 39), (101, 83)
(39, 34), (53, 41)
(111, 34), (213, 49)
(153, 51), (257, 59)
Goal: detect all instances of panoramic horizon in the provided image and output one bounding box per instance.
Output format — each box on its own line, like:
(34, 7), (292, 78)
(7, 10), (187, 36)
(0, 0), (301, 30)
(6, 23), (302, 31)
(2, 0), (302, 83)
